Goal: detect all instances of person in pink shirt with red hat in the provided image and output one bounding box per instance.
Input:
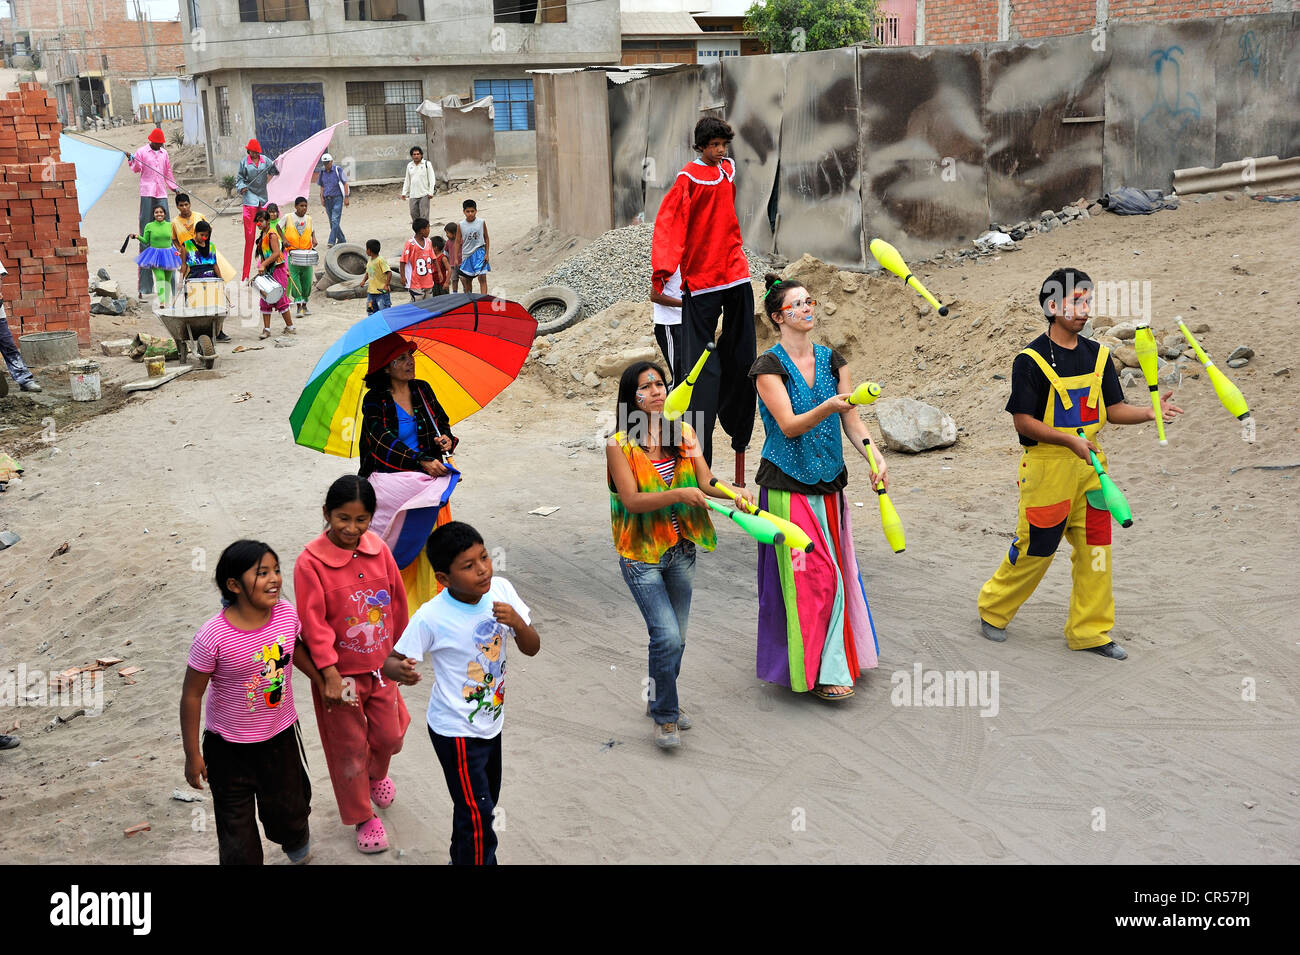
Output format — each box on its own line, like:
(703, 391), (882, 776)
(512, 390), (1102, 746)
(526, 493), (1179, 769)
(234, 138), (279, 281)
(294, 475), (411, 855)
(125, 127), (179, 300)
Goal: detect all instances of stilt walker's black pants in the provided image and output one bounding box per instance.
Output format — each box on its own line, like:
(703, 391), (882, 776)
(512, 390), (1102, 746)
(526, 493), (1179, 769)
(679, 282), (756, 468)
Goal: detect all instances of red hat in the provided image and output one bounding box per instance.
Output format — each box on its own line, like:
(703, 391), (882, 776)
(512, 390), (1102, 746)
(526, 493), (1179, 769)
(368, 334), (416, 375)
(147, 127), (165, 144)
(246, 138), (262, 154)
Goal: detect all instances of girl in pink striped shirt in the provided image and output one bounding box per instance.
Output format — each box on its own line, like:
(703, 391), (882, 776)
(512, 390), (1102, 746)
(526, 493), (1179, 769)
(180, 541), (313, 865)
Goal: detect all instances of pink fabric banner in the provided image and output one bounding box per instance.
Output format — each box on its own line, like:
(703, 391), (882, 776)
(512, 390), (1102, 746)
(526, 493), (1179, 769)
(267, 121), (346, 212)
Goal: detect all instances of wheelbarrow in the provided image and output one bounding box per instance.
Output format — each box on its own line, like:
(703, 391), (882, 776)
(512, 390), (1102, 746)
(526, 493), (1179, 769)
(156, 278), (228, 370)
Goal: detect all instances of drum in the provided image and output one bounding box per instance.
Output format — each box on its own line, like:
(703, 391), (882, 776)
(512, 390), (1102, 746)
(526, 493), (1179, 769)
(288, 249), (319, 268)
(252, 273), (284, 303)
(185, 278), (224, 309)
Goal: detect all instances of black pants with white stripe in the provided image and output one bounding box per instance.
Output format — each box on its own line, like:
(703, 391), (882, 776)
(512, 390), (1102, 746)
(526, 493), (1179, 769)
(653, 321), (684, 386)
(429, 726), (502, 865)
(680, 282), (757, 468)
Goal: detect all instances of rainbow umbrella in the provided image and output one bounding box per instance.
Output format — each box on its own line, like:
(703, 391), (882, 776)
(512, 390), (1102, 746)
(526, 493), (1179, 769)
(290, 293), (537, 457)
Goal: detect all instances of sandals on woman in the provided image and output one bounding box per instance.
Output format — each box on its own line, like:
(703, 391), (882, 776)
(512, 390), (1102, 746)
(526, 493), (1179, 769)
(811, 685), (855, 702)
(370, 776), (396, 809)
(355, 816), (389, 854)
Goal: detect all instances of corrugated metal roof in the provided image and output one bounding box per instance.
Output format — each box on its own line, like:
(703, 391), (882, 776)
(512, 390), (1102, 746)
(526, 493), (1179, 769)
(621, 12), (704, 36)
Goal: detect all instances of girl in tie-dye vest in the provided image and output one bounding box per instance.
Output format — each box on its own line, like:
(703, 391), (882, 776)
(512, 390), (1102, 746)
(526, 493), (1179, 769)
(605, 361), (751, 751)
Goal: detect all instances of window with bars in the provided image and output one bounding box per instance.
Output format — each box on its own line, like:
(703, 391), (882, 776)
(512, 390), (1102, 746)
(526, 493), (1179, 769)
(344, 0), (424, 20)
(473, 79), (534, 132)
(345, 81), (423, 136)
(874, 14), (901, 46)
(239, 0), (310, 22)
(492, 0), (565, 24)
(697, 49), (739, 60)
(217, 86), (231, 136)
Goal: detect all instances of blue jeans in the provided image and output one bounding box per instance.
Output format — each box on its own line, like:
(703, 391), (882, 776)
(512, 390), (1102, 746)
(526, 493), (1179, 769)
(0, 307), (35, 387)
(367, 291), (391, 313)
(619, 540), (696, 724)
(323, 195), (346, 245)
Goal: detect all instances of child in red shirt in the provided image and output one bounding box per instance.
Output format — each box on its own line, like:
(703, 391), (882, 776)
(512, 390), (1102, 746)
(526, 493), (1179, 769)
(651, 117), (756, 472)
(400, 217), (436, 302)
(430, 234), (450, 295)
(294, 475), (411, 854)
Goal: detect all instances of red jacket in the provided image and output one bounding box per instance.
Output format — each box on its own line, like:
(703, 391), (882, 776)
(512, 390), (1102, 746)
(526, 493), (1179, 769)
(293, 531), (409, 675)
(651, 158), (750, 296)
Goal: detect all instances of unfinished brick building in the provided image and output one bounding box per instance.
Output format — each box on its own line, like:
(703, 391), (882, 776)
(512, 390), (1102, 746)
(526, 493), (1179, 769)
(918, 0), (1284, 45)
(0, 84), (92, 347)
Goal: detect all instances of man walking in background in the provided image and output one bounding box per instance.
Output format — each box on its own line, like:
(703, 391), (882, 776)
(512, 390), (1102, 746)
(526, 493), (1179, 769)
(319, 153), (350, 248)
(401, 146), (435, 226)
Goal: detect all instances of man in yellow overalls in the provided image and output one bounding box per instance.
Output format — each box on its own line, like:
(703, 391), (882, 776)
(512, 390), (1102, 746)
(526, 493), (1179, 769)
(978, 268), (1182, 660)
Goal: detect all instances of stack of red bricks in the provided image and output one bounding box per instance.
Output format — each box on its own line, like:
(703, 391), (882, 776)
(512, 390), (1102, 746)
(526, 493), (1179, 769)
(0, 83), (91, 347)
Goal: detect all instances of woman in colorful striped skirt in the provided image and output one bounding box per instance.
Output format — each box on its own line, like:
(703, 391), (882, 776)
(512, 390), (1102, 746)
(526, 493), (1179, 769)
(749, 273), (886, 701)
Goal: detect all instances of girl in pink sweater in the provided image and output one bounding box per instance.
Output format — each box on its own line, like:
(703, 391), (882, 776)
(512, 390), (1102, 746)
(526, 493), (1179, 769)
(294, 475), (411, 854)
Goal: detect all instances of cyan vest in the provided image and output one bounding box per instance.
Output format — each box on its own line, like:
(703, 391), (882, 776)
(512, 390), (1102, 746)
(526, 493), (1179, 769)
(758, 343), (844, 485)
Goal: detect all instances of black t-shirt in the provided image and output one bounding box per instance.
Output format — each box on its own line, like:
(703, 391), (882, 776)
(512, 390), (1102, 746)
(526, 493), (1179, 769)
(1006, 333), (1124, 447)
(749, 347), (850, 494)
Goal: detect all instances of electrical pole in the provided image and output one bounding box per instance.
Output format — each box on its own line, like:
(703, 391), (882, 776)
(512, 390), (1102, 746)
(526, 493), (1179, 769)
(133, 0), (161, 129)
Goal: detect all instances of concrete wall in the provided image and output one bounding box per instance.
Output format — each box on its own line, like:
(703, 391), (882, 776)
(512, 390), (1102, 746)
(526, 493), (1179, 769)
(184, 0), (621, 73)
(539, 13), (1300, 264)
(199, 66), (544, 179)
(186, 1), (621, 177)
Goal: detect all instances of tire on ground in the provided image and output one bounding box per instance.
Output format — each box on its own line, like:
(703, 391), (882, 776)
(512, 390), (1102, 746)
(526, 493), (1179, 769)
(324, 242), (369, 284)
(522, 284), (583, 335)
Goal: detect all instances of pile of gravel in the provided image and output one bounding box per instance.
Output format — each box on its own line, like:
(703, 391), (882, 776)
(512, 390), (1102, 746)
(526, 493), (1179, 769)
(539, 223), (771, 315)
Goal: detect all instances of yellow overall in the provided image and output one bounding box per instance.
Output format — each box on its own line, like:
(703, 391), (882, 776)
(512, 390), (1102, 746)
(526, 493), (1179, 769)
(978, 345), (1115, 649)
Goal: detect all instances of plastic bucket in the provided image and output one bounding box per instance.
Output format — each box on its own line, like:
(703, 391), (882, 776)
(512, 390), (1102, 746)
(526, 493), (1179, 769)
(68, 359), (101, 401)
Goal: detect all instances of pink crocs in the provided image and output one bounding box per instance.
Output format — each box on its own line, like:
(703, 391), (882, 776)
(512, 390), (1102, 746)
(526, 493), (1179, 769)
(356, 816), (389, 854)
(370, 776), (396, 809)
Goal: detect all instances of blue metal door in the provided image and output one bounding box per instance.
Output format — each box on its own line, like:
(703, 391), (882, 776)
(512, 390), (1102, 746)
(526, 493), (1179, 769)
(252, 83), (326, 160)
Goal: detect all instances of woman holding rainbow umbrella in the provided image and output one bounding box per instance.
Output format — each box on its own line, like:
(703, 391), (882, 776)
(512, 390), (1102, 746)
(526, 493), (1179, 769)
(290, 295), (536, 608)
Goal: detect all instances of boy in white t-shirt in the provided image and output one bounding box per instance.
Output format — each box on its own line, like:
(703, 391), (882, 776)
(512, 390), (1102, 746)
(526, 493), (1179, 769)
(650, 266), (683, 384)
(385, 521), (540, 865)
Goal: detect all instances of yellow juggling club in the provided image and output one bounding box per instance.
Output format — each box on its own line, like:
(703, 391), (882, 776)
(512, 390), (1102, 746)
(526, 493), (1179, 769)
(848, 381), (882, 406)
(1177, 318), (1250, 421)
(663, 342), (715, 421)
(869, 238), (948, 316)
(1132, 325), (1167, 445)
(862, 438), (905, 554)
(709, 478), (815, 553)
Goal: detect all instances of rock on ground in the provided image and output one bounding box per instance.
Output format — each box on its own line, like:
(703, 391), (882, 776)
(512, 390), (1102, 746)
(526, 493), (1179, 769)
(875, 396), (958, 453)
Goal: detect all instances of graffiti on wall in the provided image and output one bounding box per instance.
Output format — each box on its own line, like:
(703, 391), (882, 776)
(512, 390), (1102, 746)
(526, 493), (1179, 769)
(1238, 31), (1262, 78)
(1138, 47), (1201, 132)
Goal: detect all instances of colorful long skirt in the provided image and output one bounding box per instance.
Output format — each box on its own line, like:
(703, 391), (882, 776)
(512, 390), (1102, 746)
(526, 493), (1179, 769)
(756, 487), (878, 691)
(368, 469), (459, 610)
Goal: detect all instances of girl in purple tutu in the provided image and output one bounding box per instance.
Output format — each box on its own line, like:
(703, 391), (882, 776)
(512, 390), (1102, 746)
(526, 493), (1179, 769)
(252, 207), (295, 338)
(131, 205), (181, 306)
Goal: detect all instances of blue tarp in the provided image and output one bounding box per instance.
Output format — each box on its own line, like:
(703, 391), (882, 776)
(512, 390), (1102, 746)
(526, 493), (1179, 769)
(59, 134), (125, 216)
